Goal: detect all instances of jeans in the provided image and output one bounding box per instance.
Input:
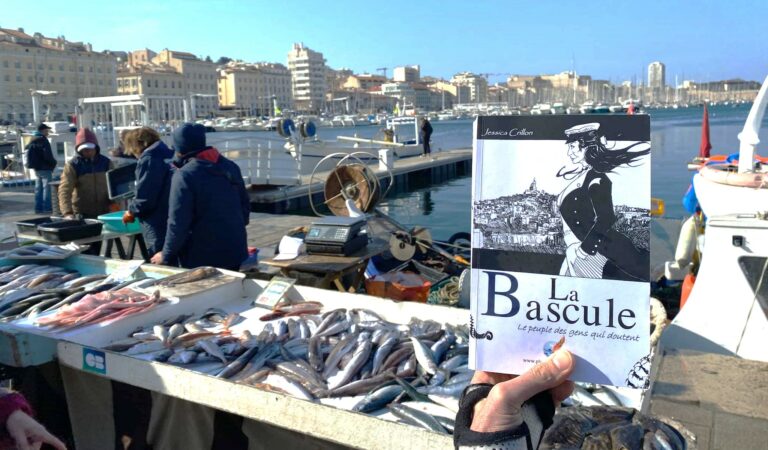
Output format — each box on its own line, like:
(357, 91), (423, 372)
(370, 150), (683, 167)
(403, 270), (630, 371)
(34, 170), (53, 213)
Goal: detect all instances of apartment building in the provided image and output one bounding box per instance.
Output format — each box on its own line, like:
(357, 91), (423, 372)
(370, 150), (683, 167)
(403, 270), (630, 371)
(451, 72), (488, 104)
(116, 63), (185, 96)
(0, 27), (117, 123)
(342, 74), (387, 91)
(153, 49), (218, 118)
(287, 43), (326, 113)
(218, 61), (292, 116)
(393, 65), (420, 83)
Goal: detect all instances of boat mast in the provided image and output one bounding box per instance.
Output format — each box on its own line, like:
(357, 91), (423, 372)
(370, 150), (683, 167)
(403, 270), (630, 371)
(737, 75), (768, 173)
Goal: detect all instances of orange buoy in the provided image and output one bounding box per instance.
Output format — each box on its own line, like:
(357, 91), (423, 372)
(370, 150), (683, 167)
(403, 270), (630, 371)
(680, 273), (696, 309)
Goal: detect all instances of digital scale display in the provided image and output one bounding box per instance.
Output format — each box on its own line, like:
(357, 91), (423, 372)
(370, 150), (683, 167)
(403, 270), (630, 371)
(307, 225), (350, 243)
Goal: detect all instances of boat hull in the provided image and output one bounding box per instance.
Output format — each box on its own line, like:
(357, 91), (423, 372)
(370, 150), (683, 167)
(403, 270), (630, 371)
(693, 172), (768, 217)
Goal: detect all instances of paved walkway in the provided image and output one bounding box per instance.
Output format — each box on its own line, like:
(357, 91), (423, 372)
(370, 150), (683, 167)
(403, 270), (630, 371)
(649, 348), (768, 449)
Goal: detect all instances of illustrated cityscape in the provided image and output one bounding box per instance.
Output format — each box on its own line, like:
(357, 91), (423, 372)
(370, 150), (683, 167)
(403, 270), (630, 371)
(472, 179), (650, 254)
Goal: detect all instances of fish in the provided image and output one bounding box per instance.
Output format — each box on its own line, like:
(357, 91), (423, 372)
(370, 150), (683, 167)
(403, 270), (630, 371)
(388, 404), (446, 434)
(410, 337), (438, 375)
(167, 323), (186, 342)
(216, 346), (260, 379)
(430, 332), (456, 363)
(322, 332), (359, 379)
(123, 340), (167, 355)
(307, 336), (324, 372)
(104, 338), (143, 352)
(238, 368), (271, 386)
(327, 335), (372, 390)
(325, 370), (395, 398)
(158, 267), (219, 287)
(371, 332), (399, 375)
(260, 373), (315, 401)
(198, 339), (228, 364)
(571, 384), (607, 407)
(351, 384), (403, 413)
(154, 325), (169, 345)
(417, 382), (465, 397)
(439, 354), (468, 371)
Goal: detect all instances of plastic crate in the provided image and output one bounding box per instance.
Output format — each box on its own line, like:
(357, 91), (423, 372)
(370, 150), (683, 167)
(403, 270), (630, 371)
(98, 211), (141, 233)
(36, 219), (103, 243)
(15, 216), (62, 235)
(106, 162), (137, 200)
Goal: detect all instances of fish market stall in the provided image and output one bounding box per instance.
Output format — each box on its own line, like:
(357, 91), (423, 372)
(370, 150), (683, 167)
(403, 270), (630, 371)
(55, 275), (470, 449)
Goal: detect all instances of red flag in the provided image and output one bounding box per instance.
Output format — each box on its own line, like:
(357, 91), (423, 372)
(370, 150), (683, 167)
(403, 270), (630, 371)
(699, 103), (712, 158)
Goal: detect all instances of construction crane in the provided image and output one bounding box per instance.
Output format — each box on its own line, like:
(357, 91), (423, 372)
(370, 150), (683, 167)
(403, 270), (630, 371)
(376, 67), (388, 79)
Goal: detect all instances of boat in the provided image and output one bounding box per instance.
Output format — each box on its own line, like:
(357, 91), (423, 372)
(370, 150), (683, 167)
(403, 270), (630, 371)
(565, 106), (581, 115)
(593, 103), (610, 114)
(608, 104), (625, 113)
(530, 103), (552, 115)
(660, 75), (768, 363)
(551, 102), (566, 114)
(579, 101), (595, 114)
(437, 112), (456, 121)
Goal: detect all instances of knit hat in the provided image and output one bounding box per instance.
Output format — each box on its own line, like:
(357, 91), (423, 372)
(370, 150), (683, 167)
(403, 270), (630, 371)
(75, 128), (99, 152)
(172, 123), (207, 156)
(37, 123), (51, 132)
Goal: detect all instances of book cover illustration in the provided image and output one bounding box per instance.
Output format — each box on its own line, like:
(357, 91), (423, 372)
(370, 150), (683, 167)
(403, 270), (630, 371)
(469, 115), (651, 388)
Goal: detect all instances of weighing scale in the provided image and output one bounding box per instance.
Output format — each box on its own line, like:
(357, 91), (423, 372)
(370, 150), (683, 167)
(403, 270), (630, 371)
(304, 216), (368, 256)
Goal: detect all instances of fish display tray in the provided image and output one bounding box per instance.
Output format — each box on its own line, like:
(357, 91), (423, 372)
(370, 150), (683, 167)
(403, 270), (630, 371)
(36, 219), (103, 243)
(15, 216), (63, 235)
(55, 279), (469, 450)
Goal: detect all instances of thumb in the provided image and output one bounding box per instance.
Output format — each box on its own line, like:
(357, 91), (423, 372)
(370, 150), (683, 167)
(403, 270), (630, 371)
(500, 349), (574, 406)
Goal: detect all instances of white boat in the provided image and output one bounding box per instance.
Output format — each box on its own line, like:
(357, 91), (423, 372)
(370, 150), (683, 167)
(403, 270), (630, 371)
(286, 115), (426, 165)
(579, 101), (595, 114)
(565, 106), (581, 115)
(530, 103), (552, 115)
(437, 112), (456, 121)
(608, 104), (625, 113)
(689, 75), (768, 218)
(660, 75), (768, 363)
(551, 103), (566, 114)
(593, 103), (610, 114)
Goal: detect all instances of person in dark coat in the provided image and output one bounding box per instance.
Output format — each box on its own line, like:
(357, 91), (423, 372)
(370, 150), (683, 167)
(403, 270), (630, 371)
(150, 123), (250, 271)
(25, 123), (57, 213)
(121, 127), (174, 257)
(556, 123), (650, 282)
(420, 117), (433, 157)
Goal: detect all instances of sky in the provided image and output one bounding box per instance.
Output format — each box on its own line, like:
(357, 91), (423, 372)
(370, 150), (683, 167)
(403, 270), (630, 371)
(2, 0), (766, 85)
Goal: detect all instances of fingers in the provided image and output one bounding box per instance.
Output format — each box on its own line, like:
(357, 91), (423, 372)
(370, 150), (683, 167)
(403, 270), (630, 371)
(9, 427), (31, 450)
(498, 349), (574, 406)
(470, 371), (515, 385)
(32, 428), (67, 450)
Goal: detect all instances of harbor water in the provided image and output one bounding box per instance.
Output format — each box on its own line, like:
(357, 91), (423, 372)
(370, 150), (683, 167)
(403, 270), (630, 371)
(209, 105), (768, 242)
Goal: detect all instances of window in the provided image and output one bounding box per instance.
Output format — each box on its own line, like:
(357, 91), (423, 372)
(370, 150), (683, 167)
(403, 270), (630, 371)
(79, 67), (83, 72)
(60, 76), (65, 83)
(28, 76), (33, 82)
(3, 75), (8, 82)
(50, 77), (55, 83)
(16, 75), (21, 82)
(2, 61), (7, 68)
(27, 62), (31, 69)
(48, 64), (53, 70)
(14, 61), (20, 68)
(37, 63), (42, 69)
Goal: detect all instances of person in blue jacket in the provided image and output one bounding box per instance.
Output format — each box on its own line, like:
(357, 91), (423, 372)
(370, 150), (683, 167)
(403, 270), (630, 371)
(121, 127), (174, 258)
(150, 123), (250, 270)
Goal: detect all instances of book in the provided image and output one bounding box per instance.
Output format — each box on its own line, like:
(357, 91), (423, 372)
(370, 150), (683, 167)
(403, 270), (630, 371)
(470, 115), (651, 388)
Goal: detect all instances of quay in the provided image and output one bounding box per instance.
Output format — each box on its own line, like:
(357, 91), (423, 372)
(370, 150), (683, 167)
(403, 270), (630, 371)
(246, 148), (472, 213)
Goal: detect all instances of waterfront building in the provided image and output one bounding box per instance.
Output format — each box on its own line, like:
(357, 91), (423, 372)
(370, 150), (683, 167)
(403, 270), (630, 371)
(117, 63), (185, 97)
(429, 80), (467, 107)
(326, 67), (353, 93)
(381, 82), (416, 108)
(326, 87), (397, 114)
(393, 65), (420, 83)
(152, 49), (218, 118)
(217, 61), (292, 116)
(648, 61), (666, 89)
(342, 74), (387, 91)
(451, 72), (488, 104)
(287, 43), (327, 113)
(0, 27), (117, 123)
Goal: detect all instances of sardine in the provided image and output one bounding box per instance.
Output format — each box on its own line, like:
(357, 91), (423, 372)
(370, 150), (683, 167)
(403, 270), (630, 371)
(327, 335), (372, 390)
(123, 340), (166, 355)
(261, 373), (315, 401)
(372, 332), (398, 375)
(410, 337), (438, 375)
(158, 267), (218, 287)
(217, 346), (260, 379)
(388, 404), (446, 433)
(154, 325), (169, 345)
(307, 336), (324, 372)
(322, 332), (359, 378)
(352, 384), (403, 413)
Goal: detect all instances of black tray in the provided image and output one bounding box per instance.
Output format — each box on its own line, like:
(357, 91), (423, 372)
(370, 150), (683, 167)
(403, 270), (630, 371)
(36, 219), (103, 243)
(15, 216), (63, 235)
(107, 162), (137, 200)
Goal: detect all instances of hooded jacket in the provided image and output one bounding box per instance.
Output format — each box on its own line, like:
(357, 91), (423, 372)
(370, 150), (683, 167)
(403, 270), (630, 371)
(162, 148), (250, 270)
(25, 131), (57, 171)
(58, 128), (114, 217)
(128, 140), (173, 254)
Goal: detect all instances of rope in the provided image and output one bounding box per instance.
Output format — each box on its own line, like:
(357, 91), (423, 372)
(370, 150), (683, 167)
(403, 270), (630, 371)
(427, 276), (460, 306)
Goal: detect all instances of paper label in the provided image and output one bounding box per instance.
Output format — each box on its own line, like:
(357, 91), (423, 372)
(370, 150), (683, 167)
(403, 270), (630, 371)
(254, 277), (297, 309)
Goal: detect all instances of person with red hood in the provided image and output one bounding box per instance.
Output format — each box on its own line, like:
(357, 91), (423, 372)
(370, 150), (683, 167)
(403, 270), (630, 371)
(150, 123), (249, 270)
(58, 128), (114, 219)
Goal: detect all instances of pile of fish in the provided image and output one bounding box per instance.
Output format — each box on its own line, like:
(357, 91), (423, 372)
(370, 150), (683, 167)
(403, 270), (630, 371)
(540, 406), (687, 450)
(110, 308), (472, 435)
(4, 242), (82, 259)
(36, 288), (167, 331)
(0, 264), (116, 322)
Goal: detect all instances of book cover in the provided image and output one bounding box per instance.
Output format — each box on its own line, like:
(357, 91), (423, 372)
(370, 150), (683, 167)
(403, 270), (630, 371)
(469, 115), (651, 388)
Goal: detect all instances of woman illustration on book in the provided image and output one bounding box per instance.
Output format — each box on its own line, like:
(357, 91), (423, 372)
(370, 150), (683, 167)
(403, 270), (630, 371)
(556, 122), (650, 282)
